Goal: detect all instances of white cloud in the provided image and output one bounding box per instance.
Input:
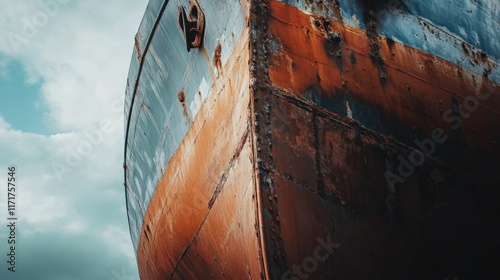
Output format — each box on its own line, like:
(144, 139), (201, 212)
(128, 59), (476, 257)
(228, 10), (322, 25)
(63, 220), (87, 234)
(21, 193), (69, 227)
(0, 115), (136, 279)
(0, 1), (148, 279)
(0, 0), (145, 131)
(0, 115), (12, 130)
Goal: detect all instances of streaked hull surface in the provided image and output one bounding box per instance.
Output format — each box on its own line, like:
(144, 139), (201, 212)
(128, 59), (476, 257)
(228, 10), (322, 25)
(125, 0), (500, 279)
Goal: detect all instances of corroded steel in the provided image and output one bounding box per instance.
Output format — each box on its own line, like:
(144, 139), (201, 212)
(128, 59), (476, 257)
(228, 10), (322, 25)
(125, 0), (500, 279)
(250, 1), (500, 279)
(178, 0), (205, 52)
(124, 0), (248, 251)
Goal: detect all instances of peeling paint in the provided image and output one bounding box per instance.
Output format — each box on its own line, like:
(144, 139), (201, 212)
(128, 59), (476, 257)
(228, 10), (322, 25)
(125, 0), (500, 279)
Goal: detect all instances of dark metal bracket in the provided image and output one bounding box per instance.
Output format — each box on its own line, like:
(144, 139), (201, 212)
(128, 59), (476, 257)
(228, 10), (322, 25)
(178, 1), (205, 52)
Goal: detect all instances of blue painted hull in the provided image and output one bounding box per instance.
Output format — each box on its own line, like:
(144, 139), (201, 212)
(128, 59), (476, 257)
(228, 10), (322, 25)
(124, 0), (500, 279)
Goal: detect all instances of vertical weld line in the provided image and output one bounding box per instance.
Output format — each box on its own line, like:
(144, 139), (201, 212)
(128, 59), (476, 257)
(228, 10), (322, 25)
(313, 112), (325, 197)
(249, 0), (271, 278)
(250, 94), (269, 279)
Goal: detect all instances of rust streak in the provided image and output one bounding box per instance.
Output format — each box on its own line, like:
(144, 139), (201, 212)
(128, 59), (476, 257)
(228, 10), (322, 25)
(178, 89), (191, 122)
(135, 35), (143, 63)
(214, 42), (223, 75)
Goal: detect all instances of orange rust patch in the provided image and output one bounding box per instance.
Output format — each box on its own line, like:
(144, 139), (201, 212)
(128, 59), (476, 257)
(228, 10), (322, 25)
(136, 27), (259, 279)
(178, 89), (190, 122)
(134, 35), (143, 63)
(214, 42), (223, 74)
(170, 138), (261, 279)
(178, 90), (185, 103)
(266, 1), (500, 155)
(251, 3), (500, 278)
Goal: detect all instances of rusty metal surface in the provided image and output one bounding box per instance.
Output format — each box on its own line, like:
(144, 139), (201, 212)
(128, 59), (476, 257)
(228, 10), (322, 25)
(126, 0), (265, 278)
(168, 139), (262, 279)
(265, 0), (500, 180)
(250, 0), (500, 279)
(136, 25), (259, 278)
(258, 92), (500, 279)
(124, 0), (249, 251)
(178, 1), (205, 52)
(125, 0), (500, 279)
(279, 0), (500, 82)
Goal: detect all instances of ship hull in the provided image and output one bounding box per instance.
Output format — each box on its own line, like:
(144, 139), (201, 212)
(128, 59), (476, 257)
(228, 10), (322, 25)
(125, 0), (500, 279)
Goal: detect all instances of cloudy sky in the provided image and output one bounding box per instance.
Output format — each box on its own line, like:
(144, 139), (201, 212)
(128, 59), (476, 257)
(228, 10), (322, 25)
(0, 1), (148, 279)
